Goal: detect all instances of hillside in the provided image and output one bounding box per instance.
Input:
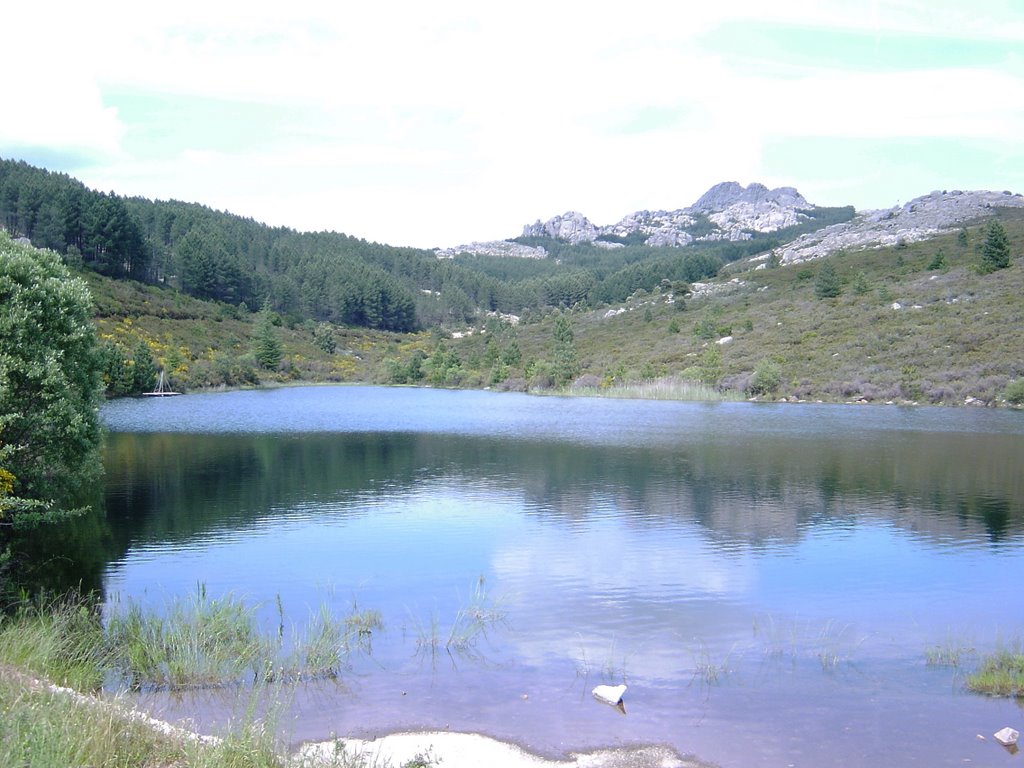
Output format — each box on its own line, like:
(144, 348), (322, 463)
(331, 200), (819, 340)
(3, 156), (1023, 405)
(436, 208), (1024, 406)
(71, 207), (1023, 406)
(0, 160), (848, 332)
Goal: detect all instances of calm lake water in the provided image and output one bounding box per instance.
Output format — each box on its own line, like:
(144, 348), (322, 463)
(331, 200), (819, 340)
(66, 387), (1024, 765)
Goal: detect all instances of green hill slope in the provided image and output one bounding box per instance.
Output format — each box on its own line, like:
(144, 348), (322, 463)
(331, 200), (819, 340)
(441, 210), (1024, 405)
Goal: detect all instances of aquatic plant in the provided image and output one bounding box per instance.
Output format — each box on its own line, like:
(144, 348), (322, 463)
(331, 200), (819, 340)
(691, 642), (733, 685)
(411, 576), (506, 661)
(446, 576), (506, 650)
(924, 639), (975, 667)
(562, 376), (742, 402)
(344, 603), (384, 655)
(573, 636), (629, 685)
(966, 645), (1024, 697)
(106, 587), (271, 690)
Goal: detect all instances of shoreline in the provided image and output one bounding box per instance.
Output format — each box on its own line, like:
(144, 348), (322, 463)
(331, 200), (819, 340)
(1, 664), (704, 768)
(297, 730), (706, 768)
(107, 377), (1018, 409)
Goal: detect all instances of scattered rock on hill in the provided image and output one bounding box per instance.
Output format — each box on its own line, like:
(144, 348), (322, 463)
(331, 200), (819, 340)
(763, 189), (1024, 266)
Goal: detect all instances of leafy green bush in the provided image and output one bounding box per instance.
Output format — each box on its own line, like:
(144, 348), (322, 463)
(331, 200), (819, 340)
(1004, 379), (1024, 405)
(747, 359), (783, 396)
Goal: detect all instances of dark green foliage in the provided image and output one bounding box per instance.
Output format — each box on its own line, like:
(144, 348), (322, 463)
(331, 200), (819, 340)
(595, 231), (649, 246)
(501, 339), (522, 366)
(979, 220), (1011, 273)
(699, 346), (722, 387)
(1005, 379), (1024, 405)
(1, 159), (858, 335)
(0, 235), (103, 519)
(312, 322), (336, 354)
(131, 341), (158, 393)
(553, 314), (574, 347)
(252, 301), (282, 370)
(927, 250), (946, 270)
(747, 359), (782, 396)
(852, 271), (870, 295)
(0, 158), (419, 332)
(814, 261), (842, 298)
(424, 344), (463, 386)
(668, 318), (681, 334)
(552, 315), (579, 386)
(99, 342), (134, 397)
(388, 350), (427, 384)
(957, 227), (969, 247)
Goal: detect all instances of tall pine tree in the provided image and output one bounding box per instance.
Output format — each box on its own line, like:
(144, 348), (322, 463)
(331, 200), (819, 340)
(253, 300), (282, 370)
(980, 220), (1011, 273)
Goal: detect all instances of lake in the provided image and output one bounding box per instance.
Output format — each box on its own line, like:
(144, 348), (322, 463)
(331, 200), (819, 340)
(59, 387), (1024, 766)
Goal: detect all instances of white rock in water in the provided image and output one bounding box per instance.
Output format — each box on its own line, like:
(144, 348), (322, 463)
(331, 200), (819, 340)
(994, 727), (1019, 746)
(592, 684), (627, 705)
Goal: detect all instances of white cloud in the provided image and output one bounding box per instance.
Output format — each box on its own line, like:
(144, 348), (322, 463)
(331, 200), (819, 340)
(4, 1), (1024, 245)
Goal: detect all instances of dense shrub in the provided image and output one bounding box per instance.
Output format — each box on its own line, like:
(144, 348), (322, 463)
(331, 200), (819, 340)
(747, 359), (783, 396)
(1004, 379), (1024, 405)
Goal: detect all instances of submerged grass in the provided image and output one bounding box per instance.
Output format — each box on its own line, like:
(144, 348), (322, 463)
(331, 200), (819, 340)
(564, 376), (743, 402)
(573, 637), (630, 684)
(924, 640), (975, 667)
(692, 643), (733, 685)
(412, 576), (506, 661)
(0, 592), (433, 768)
(106, 587), (271, 690)
(106, 588), (387, 689)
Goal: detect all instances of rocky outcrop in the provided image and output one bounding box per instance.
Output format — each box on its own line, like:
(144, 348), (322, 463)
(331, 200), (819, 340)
(518, 182), (816, 251)
(521, 211), (599, 244)
(708, 201), (808, 240)
(436, 240), (547, 259)
(764, 189), (1024, 266)
(442, 185), (1023, 262)
(692, 182), (808, 212)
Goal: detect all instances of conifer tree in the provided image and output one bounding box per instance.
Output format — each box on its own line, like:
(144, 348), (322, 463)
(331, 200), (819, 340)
(814, 261), (842, 298)
(253, 300), (282, 370)
(552, 315), (578, 386)
(132, 340), (158, 393)
(979, 220), (1011, 273)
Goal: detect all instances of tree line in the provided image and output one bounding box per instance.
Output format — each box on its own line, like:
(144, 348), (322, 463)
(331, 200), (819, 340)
(1, 158), (853, 334)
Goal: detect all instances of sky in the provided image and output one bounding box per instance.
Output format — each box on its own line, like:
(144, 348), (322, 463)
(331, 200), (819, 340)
(3, 1), (1023, 248)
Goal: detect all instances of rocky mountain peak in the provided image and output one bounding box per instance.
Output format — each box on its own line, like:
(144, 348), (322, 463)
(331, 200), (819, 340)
(691, 181), (808, 212)
(444, 181), (819, 258)
(522, 211), (599, 245)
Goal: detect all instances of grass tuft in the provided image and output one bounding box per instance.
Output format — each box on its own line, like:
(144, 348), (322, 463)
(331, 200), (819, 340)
(106, 588), (271, 690)
(564, 376), (742, 402)
(0, 674), (185, 768)
(966, 646), (1024, 697)
(0, 595), (107, 690)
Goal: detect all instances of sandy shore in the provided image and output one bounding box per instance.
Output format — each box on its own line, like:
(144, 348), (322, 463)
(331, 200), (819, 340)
(298, 731), (707, 768)
(2, 665), (706, 768)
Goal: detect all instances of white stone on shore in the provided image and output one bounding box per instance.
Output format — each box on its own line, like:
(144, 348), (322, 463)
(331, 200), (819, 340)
(591, 684), (627, 706)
